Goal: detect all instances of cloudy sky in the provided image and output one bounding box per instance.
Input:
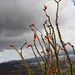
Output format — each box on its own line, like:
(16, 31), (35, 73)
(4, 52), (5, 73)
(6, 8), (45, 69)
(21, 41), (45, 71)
(0, 0), (75, 63)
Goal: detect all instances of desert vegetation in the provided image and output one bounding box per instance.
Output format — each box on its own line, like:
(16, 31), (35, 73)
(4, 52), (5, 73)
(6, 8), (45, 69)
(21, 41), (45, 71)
(9, 0), (75, 75)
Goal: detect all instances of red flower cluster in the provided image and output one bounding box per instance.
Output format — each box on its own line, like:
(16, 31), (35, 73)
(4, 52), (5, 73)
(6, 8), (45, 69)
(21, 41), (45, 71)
(9, 45), (14, 47)
(44, 5), (47, 10)
(24, 65), (27, 67)
(47, 25), (52, 27)
(41, 51), (44, 53)
(34, 33), (37, 39)
(50, 70), (53, 72)
(47, 59), (50, 62)
(26, 44), (32, 48)
(64, 43), (66, 46)
(45, 36), (49, 39)
(63, 41), (67, 46)
(29, 24), (35, 27)
(60, 48), (63, 50)
(46, 48), (49, 52)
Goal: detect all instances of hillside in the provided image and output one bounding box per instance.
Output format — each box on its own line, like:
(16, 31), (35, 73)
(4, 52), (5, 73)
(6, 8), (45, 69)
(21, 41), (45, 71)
(0, 53), (75, 75)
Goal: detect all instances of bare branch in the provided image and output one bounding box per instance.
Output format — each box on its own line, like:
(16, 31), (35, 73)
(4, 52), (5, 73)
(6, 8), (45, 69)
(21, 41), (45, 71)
(54, 0), (61, 3)
(20, 40), (28, 54)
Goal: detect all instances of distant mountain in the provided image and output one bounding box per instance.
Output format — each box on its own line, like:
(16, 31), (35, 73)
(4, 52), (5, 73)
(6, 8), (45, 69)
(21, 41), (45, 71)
(0, 51), (75, 75)
(0, 56), (42, 67)
(59, 51), (74, 56)
(0, 57), (42, 75)
(0, 51), (74, 66)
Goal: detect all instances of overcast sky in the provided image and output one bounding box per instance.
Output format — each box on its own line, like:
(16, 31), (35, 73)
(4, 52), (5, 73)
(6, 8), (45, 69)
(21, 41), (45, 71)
(0, 0), (75, 63)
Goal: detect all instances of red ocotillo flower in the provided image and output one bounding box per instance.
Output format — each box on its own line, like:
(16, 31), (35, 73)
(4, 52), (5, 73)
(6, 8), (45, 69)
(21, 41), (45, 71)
(63, 41), (67, 45)
(26, 44), (32, 48)
(29, 24), (35, 27)
(31, 24), (35, 26)
(64, 43), (66, 46)
(24, 65), (27, 67)
(47, 25), (52, 27)
(41, 51), (44, 53)
(45, 36), (49, 39)
(46, 48), (49, 52)
(60, 48), (63, 51)
(50, 70), (53, 72)
(34, 33), (37, 39)
(29, 25), (32, 27)
(9, 45), (14, 47)
(44, 5), (47, 10)
(47, 59), (50, 62)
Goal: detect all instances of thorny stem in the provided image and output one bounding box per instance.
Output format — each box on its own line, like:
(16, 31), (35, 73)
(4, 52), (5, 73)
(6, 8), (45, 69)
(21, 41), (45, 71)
(67, 42), (75, 55)
(20, 41), (27, 54)
(31, 28), (47, 60)
(43, 20), (61, 75)
(10, 0), (75, 75)
(63, 52), (68, 75)
(34, 39), (45, 62)
(44, 7), (62, 75)
(31, 45), (45, 74)
(43, 21), (54, 49)
(20, 54), (32, 75)
(34, 22), (53, 75)
(54, 0), (73, 75)
(14, 47), (33, 75)
(31, 27), (49, 75)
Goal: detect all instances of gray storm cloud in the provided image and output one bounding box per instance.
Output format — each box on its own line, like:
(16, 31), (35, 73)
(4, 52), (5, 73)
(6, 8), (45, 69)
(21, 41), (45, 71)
(0, 0), (44, 36)
(0, 0), (75, 51)
(0, 0), (46, 51)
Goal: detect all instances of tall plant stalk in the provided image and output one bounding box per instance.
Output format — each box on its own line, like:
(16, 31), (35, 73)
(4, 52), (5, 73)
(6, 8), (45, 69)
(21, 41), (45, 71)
(9, 0), (75, 75)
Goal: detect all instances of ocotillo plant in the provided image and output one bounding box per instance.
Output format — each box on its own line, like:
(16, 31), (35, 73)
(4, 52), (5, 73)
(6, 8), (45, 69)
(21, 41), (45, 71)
(9, 0), (75, 75)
